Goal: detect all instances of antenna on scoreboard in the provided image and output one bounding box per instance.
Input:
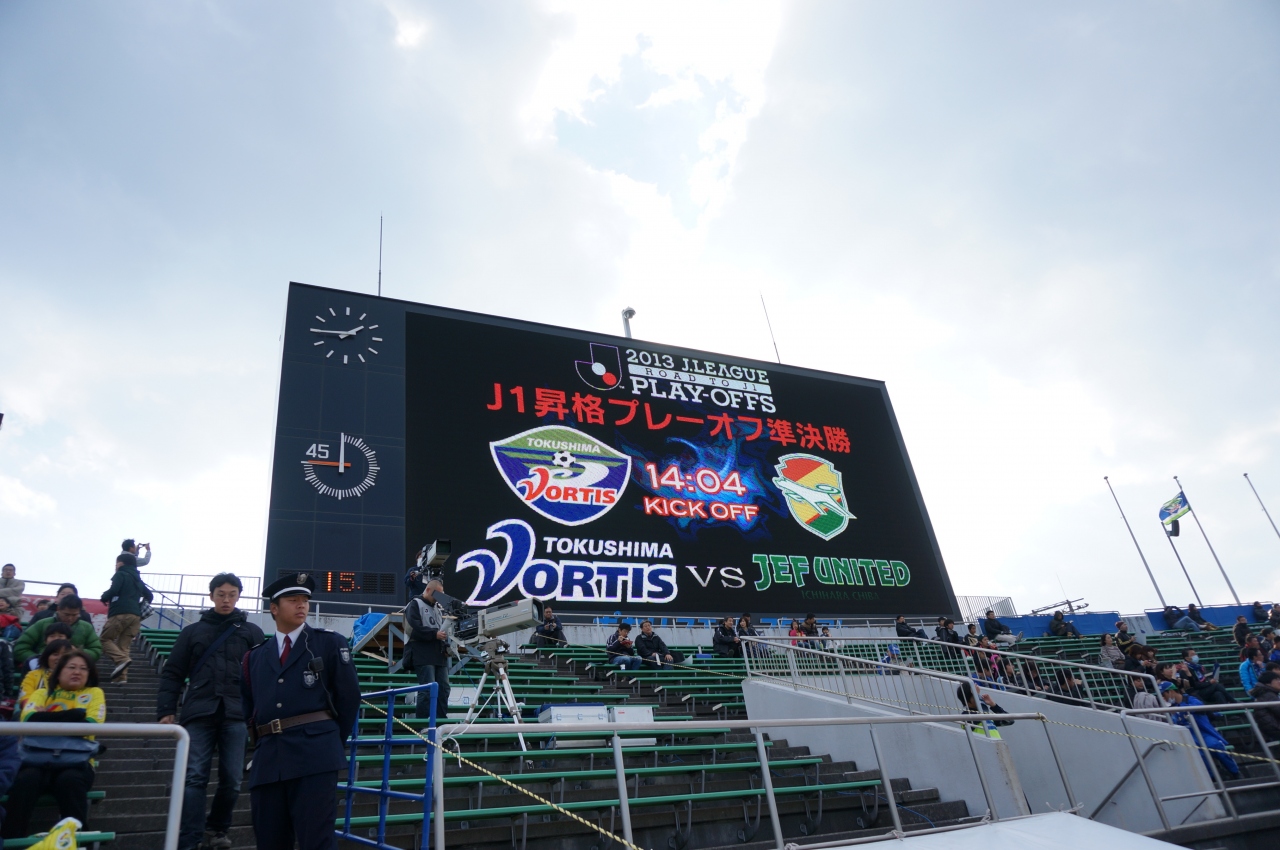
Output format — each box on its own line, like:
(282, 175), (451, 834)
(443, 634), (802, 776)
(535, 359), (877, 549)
(377, 215), (383, 297)
(760, 292), (781, 364)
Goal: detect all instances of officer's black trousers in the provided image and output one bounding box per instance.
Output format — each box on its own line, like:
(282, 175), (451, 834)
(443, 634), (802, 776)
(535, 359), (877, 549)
(250, 771), (338, 850)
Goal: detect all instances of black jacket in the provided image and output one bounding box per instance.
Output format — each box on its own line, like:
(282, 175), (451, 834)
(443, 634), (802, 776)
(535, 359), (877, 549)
(101, 565), (153, 617)
(156, 608), (265, 723)
(712, 626), (740, 657)
(895, 622), (918, 638)
(1235, 622), (1252, 646)
(1248, 685), (1280, 742)
(634, 631), (670, 659)
(404, 596), (449, 669)
(982, 618), (1011, 638)
(534, 615), (564, 639)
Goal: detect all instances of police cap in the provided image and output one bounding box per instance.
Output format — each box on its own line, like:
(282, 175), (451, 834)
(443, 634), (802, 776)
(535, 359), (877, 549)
(263, 571), (316, 602)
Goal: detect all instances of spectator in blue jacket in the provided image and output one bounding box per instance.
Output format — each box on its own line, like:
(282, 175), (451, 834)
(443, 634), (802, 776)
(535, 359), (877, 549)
(1240, 647), (1265, 693)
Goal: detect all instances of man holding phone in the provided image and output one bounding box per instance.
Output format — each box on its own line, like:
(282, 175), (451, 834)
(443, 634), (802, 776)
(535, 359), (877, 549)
(532, 605), (566, 649)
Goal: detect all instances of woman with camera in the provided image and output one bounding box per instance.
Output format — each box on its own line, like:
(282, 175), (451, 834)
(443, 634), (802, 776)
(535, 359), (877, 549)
(2, 650), (106, 840)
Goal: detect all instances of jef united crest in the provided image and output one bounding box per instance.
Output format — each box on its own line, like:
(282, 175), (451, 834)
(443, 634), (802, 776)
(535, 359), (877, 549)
(490, 425), (632, 526)
(773, 453), (856, 540)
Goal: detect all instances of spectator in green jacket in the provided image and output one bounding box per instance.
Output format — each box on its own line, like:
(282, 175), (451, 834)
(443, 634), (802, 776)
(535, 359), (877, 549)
(13, 596), (103, 668)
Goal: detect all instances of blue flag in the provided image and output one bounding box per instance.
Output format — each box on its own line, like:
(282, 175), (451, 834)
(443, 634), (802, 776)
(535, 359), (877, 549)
(1160, 492), (1190, 525)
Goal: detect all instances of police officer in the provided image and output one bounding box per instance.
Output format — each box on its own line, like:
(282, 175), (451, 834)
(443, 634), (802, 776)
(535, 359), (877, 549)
(241, 572), (360, 850)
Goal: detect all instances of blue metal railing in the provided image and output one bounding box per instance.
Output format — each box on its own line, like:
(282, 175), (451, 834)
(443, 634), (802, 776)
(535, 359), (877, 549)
(338, 682), (438, 850)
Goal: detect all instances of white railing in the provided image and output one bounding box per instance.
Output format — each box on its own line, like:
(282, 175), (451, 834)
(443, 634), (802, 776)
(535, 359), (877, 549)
(433, 713), (1073, 850)
(0, 722), (189, 850)
(771, 636), (1158, 713)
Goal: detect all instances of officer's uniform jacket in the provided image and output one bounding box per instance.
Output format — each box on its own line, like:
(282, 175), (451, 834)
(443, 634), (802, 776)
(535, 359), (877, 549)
(241, 624), (360, 788)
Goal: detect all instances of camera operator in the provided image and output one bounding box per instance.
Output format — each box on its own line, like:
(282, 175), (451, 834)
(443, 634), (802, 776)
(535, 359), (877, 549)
(404, 564), (427, 602)
(533, 605), (566, 649)
(404, 579), (451, 720)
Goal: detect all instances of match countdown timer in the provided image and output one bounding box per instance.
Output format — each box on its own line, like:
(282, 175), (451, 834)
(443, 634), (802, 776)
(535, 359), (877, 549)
(641, 463), (760, 522)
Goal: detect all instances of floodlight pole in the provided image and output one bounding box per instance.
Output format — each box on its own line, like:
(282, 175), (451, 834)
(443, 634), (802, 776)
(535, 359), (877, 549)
(1244, 473), (1280, 546)
(1162, 524), (1203, 607)
(1104, 477), (1166, 608)
(621, 307), (635, 339)
(1174, 476), (1239, 604)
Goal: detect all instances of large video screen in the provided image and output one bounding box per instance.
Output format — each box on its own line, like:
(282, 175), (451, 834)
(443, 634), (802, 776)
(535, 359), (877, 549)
(405, 313), (955, 616)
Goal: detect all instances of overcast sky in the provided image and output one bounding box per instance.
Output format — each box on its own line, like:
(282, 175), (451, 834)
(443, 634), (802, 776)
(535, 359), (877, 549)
(2, 1), (1278, 617)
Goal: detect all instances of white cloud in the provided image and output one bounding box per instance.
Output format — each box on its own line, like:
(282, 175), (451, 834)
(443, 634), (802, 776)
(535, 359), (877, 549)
(0, 475), (56, 518)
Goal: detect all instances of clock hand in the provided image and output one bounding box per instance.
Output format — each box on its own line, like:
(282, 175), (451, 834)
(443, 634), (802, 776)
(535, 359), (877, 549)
(309, 328), (348, 335)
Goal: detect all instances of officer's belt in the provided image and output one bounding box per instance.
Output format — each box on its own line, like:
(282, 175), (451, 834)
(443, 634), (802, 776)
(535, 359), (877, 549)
(256, 711), (335, 737)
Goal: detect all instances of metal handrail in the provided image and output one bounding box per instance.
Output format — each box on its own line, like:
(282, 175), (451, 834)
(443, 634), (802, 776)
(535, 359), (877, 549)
(433, 712), (1069, 850)
(340, 683), (437, 850)
(0, 722), (189, 850)
(775, 635), (1159, 712)
(1120, 701), (1280, 831)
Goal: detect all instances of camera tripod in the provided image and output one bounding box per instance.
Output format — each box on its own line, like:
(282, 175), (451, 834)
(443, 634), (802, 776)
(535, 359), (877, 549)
(460, 638), (528, 751)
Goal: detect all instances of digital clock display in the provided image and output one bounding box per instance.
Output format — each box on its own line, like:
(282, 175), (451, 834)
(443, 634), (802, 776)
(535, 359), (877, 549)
(319, 571), (397, 595)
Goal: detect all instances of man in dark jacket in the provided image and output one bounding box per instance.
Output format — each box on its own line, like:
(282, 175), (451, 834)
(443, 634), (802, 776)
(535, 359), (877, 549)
(1049, 611), (1082, 638)
(404, 579), (451, 720)
(895, 615), (927, 639)
(14, 595), (103, 667)
(532, 604), (566, 649)
(635, 620), (684, 668)
(982, 610), (1023, 646)
(157, 574), (265, 850)
(1234, 615), (1253, 647)
(100, 551), (154, 681)
(29, 583), (89, 624)
(1114, 620), (1136, 653)
(1249, 671), (1280, 744)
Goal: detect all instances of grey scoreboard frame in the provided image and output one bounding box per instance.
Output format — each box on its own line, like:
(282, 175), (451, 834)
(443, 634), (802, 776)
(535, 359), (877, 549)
(264, 281), (959, 614)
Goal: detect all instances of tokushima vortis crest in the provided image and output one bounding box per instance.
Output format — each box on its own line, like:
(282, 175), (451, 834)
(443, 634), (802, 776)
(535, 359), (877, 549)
(773, 453), (856, 540)
(490, 425), (632, 526)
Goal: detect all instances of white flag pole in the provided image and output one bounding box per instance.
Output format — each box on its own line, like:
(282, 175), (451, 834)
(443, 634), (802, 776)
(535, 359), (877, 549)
(1104, 477), (1166, 608)
(1174, 476), (1240, 605)
(1244, 473), (1280, 546)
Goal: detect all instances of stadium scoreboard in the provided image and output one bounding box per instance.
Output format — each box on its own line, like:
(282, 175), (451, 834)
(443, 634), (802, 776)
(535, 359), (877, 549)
(265, 282), (958, 616)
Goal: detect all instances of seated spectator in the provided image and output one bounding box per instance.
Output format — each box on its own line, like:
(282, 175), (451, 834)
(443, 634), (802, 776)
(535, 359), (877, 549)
(1253, 601), (1269, 624)
(1259, 627), (1276, 657)
(14, 596), (103, 669)
(1155, 660), (1184, 692)
(1249, 671), (1280, 744)
(1186, 603), (1218, 630)
(29, 584), (86, 624)
(1114, 620), (1136, 653)
(714, 617), (743, 658)
(19, 639), (73, 710)
(1098, 633), (1126, 669)
(736, 616), (762, 657)
(1240, 634), (1263, 662)
(963, 623), (981, 647)
(1049, 611), (1082, 638)
(606, 623), (642, 670)
(1049, 669), (1089, 705)
(1240, 647), (1265, 693)
(1125, 644), (1157, 677)
(1130, 677), (1165, 715)
(1163, 605), (1200, 631)
(1270, 604), (1280, 629)
(956, 683), (1013, 737)
(981, 610), (1022, 646)
(799, 614), (820, 648)
(895, 615), (927, 640)
(937, 618), (962, 658)
(879, 643), (910, 673)
(1270, 641), (1280, 665)
(932, 616), (949, 641)
(787, 619), (802, 646)
(1233, 615), (1252, 647)
(0, 563), (24, 617)
(1180, 647), (1234, 705)
(1021, 660), (1048, 694)
(1, 650), (105, 840)
(1164, 684), (1240, 778)
(995, 658), (1025, 691)
(532, 605), (566, 649)
(820, 626), (835, 651)
(634, 620), (684, 669)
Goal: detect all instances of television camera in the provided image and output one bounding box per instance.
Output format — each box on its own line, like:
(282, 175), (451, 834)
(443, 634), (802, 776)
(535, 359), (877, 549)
(409, 538), (452, 588)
